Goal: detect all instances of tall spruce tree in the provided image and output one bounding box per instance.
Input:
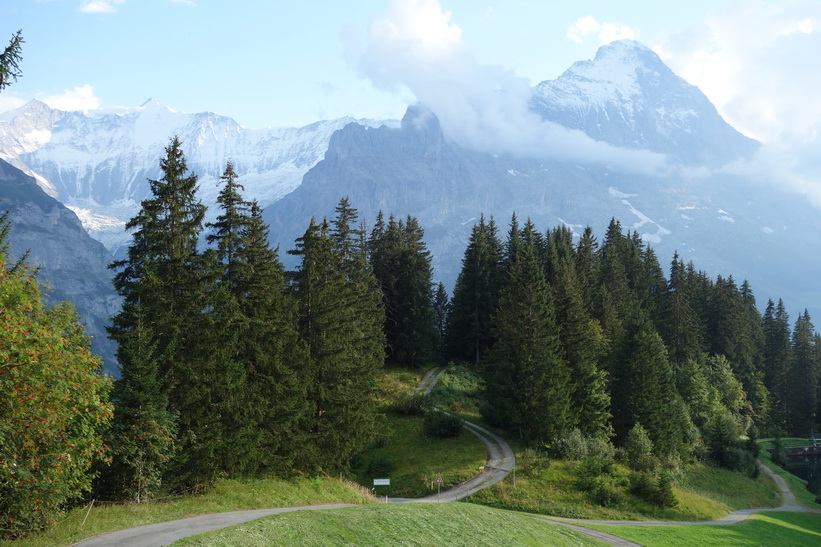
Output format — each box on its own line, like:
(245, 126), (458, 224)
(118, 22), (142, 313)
(482, 222), (571, 443)
(787, 310), (819, 434)
(204, 166), (310, 475)
(369, 214), (437, 368)
(763, 299), (792, 431)
(108, 136), (212, 488)
(546, 226), (611, 438)
(289, 199), (385, 470)
(611, 318), (690, 455)
(446, 216), (503, 366)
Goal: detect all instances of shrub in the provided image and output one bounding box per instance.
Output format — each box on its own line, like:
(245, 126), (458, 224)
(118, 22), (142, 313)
(622, 423), (657, 472)
(422, 411), (463, 439)
(591, 475), (624, 507)
(575, 456), (617, 491)
(391, 393), (431, 416)
(551, 428), (615, 461)
(519, 447), (550, 477)
(629, 470), (677, 508)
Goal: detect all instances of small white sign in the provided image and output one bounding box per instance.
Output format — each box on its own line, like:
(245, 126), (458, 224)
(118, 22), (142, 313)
(373, 478), (390, 486)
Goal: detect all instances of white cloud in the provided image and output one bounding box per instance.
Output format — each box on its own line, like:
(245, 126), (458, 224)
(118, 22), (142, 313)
(567, 16), (637, 45)
(358, 0), (666, 174)
(0, 95), (26, 114)
(41, 85), (102, 111)
(170, 0), (196, 6)
(657, 0), (821, 205)
(79, 0), (124, 13)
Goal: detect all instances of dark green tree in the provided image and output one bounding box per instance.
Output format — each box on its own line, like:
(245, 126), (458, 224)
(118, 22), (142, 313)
(447, 216), (503, 366)
(763, 299), (791, 430)
(482, 223), (571, 443)
(289, 199), (385, 470)
(0, 30), (23, 91)
(369, 214), (437, 368)
(611, 318), (689, 455)
(787, 310), (819, 435)
(108, 136), (214, 488)
(546, 227), (611, 439)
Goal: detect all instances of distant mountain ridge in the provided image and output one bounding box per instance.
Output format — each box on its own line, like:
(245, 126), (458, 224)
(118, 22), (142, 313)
(2, 38), (821, 356)
(0, 98), (396, 252)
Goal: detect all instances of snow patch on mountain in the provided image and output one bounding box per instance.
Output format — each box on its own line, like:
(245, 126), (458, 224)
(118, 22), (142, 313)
(609, 186), (671, 244)
(0, 99), (398, 250)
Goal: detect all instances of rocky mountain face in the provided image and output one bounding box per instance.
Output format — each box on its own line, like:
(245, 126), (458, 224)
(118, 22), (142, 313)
(0, 159), (120, 370)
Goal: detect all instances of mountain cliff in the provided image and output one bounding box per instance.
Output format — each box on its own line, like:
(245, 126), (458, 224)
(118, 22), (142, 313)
(0, 159), (120, 370)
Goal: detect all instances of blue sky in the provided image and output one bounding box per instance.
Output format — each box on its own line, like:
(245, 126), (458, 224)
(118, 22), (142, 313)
(2, 0), (821, 201)
(1, 0), (812, 133)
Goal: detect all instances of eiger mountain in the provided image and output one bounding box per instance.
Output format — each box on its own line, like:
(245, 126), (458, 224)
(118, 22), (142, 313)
(2, 39), (820, 373)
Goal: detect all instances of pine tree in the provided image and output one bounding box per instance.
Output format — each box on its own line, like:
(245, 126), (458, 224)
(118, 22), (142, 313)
(482, 222), (571, 443)
(370, 214), (437, 368)
(787, 310), (819, 435)
(660, 252), (704, 368)
(289, 199), (385, 470)
(103, 303), (176, 503)
(763, 299), (791, 430)
(433, 281), (449, 358)
(546, 227), (611, 439)
(108, 136), (214, 488)
(611, 318), (689, 455)
(446, 216), (503, 366)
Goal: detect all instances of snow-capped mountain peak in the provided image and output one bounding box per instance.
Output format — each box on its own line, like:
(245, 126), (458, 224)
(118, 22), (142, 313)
(531, 39), (758, 165)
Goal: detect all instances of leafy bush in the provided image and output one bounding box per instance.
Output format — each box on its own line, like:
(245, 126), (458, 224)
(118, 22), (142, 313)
(622, 423), (657, 472)
(550, 428), (615, 461)
(591, 475), (624, 507)
(422, 411), (463, 439)
(518, 447), (550, 477)
(629, 470), (677, 507)
(391, 393), (431, 416)
(574, 456), (617, 491)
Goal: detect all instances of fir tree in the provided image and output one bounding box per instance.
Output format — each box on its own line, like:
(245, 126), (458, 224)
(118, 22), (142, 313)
(369, 214), (437, 368)
(446, 216), (503, 366)
(482, 223), (571, 443)
(611, 318), (689, 455)
(763, 299), (792, 430)
(289, 199), (385, 470)
(787, 310), (819, 434)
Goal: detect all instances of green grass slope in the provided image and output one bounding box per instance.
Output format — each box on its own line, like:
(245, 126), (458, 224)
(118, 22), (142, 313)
(588, 511), (821, 546)
(175, 503), (605, 546)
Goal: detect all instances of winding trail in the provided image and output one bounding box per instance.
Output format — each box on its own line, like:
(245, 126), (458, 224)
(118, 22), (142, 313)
(75, 368), (821, 546)
(534, 460), (821, 545)
(75, 367), (517, 546)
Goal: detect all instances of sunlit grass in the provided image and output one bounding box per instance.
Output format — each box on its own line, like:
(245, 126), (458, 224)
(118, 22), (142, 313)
(587, 511), (821, 546)
(10, 477), (374, 547)
(175, 502), (604, 546)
